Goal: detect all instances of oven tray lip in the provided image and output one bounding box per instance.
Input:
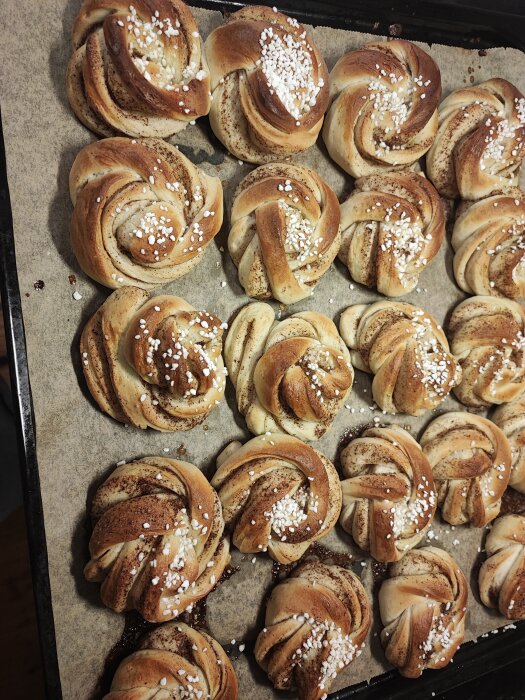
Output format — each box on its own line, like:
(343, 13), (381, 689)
(1, 1), (525, 698)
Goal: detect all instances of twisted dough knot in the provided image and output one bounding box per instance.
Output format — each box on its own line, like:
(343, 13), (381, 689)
(379, 546), (468, 678)
(255, 562), (370, 700)
(448, 295), (525, 408)
(70, 138), (223, 289)
(104, 622), (238, 699)
(339, 171), (445, 297)
(228, 163), (340, 304)
(204, 6), (329, 163)
(493, 395), (525, 493)
(323, 39), (441, 178)
(211, 434), (342, 564)
(340, 425), (436, 562)
(67, 0), (211, 137)
(420, 412), (512, 527)
(225, 302), (354, 441)
(81, 287), (227, 430)
(452, 193), (525, 300)
(479, 514), (525, 620)
(84, 457), (230, 623)
(426, 78), (525, 199)
(339, 301), (460, 416)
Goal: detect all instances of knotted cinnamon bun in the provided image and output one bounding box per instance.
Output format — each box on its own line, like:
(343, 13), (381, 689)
(340, 425), (436, 562)
(80, 286), (227, 430)
(67, 0), (211, 137)
(339, 300), (460, 416)
(339, 171), (445, 296)
(225, 302), (354, 441)
(204, 6), (329, 163)
(493, 395), (525, 493)
(254, 561), (371, 700)
(228, 162), (340, 304)
(420, 412), (512, 527)
(85, 457), (230, 622)
(379, 546), (468, 678)
(103, 622), (238, 699)
(479, 514), (525, 620)
(448, 295), (525, 408)
(212, 434), (342, 564)
(452, 193), (525, 300)
(427, 78), (525, 199)
(323, 39), (441, 177)
(70, 137), (222, 289)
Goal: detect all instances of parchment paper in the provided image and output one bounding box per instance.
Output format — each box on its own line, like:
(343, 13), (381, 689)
(0, 2), (524, 697)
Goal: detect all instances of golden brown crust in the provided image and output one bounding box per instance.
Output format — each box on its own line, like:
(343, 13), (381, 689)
(80, 286), (226, 430)
(339, 171), (445, 296)
(254, 561), (370, 700)
(229, 162), (340, 304)
(420, 412), (512, 527)
(478, 514), (525, 620)
(67, 0), (211, 137)
(323, 39), (441, 177)
(452, 192), (525, 300)
(426, 79), (525, 199)
(379, 546), (468, 678)
(339, 301), (460, 416)
(225, 302), (354, 441)
(493, 395), (525, 493)
(70, 137), (222, 289)
(448, 295), (525, 408)
(204, 6), (329, 163)
(103, 622), (238, 699)
(84, 458), (230, 622)
(340, 425), (436, 562)
(211, 434), (342, 564)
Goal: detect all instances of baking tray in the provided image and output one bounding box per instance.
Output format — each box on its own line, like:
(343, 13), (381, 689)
(1, 1), (525, 698)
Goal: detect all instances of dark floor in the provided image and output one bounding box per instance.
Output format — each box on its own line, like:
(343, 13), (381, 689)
(0, 309), (46, 699)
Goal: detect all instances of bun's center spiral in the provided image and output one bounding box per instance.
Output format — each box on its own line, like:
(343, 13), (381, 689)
(116, 203), (182, 263)
(129, 307), (226, 398)
(281, 344), (352, 421)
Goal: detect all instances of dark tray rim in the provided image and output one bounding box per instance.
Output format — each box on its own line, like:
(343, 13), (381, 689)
(1, 1), (525, 698)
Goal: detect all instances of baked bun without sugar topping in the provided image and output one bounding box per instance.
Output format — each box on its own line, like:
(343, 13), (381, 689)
(478, 513), (525, 621)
